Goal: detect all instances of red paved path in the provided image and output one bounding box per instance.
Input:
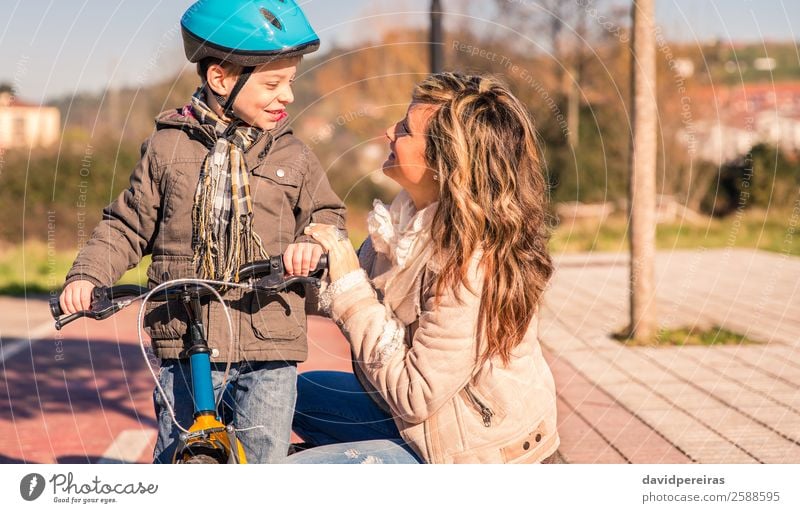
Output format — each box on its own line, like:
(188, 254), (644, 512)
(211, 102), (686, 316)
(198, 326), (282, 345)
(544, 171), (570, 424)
(0, 307), (353, 463)
(1, 302), (690, 463)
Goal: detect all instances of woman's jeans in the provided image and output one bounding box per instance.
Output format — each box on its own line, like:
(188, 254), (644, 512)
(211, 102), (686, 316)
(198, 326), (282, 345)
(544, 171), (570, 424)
(286, 371), (421, 464)
(152, 359), (297, 464)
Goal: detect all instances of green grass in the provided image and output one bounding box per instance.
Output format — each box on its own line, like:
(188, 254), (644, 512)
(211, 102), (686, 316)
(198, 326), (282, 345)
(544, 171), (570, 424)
(614, 325), (763, 347)
(0, 241), (149, 296)
(549, 210), (800, 256)
(1, 209), (797, 297)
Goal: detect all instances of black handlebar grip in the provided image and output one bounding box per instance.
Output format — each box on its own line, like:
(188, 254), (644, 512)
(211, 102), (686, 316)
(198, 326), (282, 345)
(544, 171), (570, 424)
(314, 254), (329, 273)
(50, 297), (63, 319)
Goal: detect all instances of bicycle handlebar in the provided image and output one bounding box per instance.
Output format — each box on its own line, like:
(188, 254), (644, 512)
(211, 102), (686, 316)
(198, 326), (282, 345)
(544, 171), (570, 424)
(50, 254), (328, 330)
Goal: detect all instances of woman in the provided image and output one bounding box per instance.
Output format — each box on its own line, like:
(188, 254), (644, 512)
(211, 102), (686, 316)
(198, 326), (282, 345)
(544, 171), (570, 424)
(289, 72), (559, 464)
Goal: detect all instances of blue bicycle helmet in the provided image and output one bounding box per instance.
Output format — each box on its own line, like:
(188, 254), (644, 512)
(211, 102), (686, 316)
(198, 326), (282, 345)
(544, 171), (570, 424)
(181, 0), (320, 65)
(181, 0), (320, 120)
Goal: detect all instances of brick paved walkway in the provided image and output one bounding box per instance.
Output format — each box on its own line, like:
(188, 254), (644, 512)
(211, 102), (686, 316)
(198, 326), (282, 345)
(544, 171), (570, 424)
(541, 249), (800, 463)
(1, 248), (797, 463)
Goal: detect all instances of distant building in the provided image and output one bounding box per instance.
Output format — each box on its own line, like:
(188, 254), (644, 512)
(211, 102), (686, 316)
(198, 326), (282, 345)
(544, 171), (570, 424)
(0, 92), (60, 149)
(674, 58), (695, 78)
(753, 57), (777, 72)
(683, 82), (800, 164)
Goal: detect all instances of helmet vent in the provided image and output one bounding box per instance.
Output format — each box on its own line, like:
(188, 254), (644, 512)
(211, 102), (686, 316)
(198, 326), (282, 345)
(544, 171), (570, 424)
(260, 8), (284, 30)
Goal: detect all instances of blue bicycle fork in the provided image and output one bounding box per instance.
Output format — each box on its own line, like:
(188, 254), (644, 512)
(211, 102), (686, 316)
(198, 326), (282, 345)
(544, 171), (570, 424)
(173, 291), (246, 463)
(183, 294), (216, 416)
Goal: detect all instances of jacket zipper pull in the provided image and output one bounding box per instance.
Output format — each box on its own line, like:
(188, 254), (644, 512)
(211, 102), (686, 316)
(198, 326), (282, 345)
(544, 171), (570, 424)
(466, 385), (495, 427)
(480, 406), (494, 427)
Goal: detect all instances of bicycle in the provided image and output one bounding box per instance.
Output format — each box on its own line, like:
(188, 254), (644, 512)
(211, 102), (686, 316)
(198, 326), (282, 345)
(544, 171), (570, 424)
(50, 255), (327, 464)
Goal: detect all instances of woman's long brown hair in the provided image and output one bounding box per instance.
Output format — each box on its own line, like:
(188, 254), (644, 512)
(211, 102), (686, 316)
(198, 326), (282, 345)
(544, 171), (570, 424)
(413, 72), (554, 365)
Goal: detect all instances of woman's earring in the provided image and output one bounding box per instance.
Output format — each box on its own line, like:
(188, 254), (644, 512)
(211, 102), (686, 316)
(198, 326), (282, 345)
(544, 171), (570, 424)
(432, 172), (440, 182)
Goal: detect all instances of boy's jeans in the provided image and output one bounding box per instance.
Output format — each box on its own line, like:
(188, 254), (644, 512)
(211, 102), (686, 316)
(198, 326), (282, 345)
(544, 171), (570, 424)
(152, 359), (297, 464)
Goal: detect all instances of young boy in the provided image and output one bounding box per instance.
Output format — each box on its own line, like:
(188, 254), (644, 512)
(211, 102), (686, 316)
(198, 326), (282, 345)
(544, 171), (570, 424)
(59, 0), (346, 463)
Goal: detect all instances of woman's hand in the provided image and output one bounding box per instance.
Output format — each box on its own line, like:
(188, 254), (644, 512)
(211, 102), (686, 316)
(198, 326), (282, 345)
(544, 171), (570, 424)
(303, 224), (360, 282)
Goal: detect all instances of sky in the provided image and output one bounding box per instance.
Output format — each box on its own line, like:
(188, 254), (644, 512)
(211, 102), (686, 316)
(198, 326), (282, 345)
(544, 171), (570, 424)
(0, 0), (798, 103)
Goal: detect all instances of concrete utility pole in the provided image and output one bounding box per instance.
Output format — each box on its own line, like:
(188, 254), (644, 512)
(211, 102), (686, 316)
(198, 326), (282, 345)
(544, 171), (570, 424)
(430, 0), (444, 73)
(628, 0), (658, 342)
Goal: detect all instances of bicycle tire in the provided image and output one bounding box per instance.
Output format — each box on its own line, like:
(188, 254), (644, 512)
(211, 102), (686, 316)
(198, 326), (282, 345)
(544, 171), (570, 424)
(182, 454), (220, 464)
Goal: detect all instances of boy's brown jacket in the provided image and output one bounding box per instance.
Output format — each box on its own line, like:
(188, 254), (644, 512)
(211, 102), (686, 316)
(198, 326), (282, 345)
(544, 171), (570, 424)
(65, 109), (346, 363)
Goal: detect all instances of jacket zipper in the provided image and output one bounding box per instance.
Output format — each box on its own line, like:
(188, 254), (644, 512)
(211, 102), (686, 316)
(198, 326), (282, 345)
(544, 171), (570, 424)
(426, 413), (443, 463)
(256, 132), (275, 160)
(464, 385), (494, 427)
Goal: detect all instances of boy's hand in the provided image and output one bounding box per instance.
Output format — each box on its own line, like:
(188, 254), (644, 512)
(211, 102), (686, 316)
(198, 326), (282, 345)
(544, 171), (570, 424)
(283, 242), (324, 277)
(59, 280), (96, 315)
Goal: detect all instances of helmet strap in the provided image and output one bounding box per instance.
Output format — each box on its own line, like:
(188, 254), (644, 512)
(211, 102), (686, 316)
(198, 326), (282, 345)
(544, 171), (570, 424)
(221, 66), (255, 120)
(209, 88), (227, 109)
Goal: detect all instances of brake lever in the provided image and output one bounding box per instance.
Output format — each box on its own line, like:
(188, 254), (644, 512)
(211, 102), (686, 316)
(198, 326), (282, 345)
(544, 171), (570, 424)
(90, 287), (115, 313)
(52, 287), (126, 330)
(54, 312), (87, 331)
(253, 275), (322, 294)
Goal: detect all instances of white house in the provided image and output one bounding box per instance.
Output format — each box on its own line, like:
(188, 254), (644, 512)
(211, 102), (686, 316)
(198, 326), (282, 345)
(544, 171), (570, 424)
(0, 92), (60, 149)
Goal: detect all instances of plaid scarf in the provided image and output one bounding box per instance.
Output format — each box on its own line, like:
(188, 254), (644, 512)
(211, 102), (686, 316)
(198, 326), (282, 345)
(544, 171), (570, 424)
(189, 89), (269, 282)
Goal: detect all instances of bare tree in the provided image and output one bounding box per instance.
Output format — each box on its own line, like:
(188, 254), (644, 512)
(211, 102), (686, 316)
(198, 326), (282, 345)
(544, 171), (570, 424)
(492, 0), (590, 146)
(628, 0), (658, 342)
(430, 0), (444, 73)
